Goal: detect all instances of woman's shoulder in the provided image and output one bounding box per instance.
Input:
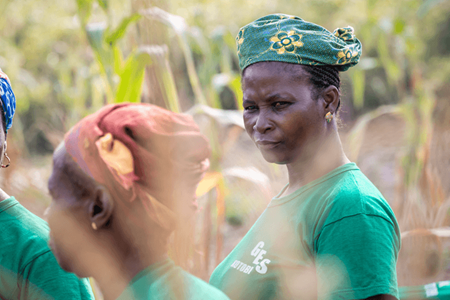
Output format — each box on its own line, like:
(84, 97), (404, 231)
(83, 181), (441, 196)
(180, 270), (231, 300)
(0, 196), (51, 262)
(321, 168), (397, 227)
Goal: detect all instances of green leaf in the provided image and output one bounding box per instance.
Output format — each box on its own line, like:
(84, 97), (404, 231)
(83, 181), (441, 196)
(97, 0), (108, 12)
(115, 48), (152, 103)
(76, 0), (93, 26)
(186, 104), (244, 128)
(105, 14), (142, 45)
(393, 18), (406, 35)
(112, 45), (123, 75)
(229, 74), (243, 110)
(349, 67), (365, 109)
(417, 0), (446, 18)
(86, 22), (115, 99)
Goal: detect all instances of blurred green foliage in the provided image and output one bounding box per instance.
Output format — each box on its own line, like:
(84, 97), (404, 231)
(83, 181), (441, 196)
(1, 0), (450, 232)
(0, 0), (448, 153)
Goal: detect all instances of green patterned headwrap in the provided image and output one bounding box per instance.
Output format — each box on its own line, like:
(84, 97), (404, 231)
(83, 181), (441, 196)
(237, 14), (362, 72)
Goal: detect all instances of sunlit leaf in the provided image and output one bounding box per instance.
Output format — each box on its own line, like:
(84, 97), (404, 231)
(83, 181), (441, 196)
(141, 7), (208, 106)
(186, 104), (244, 128)
(229, 74), (243, 110)
(96, 0), (108, 12)
(86, 22), (115, 99)
(196, 172), (223, 197)
(105, 14), (142, 45)
(76, 0), (93, 25)
(349, 67), (365, 109)
(393, 18), (406, 35)
(112, 45), (123, 75)
(115, 47), (152, 103)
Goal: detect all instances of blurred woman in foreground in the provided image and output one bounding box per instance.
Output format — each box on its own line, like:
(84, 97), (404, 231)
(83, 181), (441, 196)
(45, 103), (229, 300)
(210, 14), (401, 300)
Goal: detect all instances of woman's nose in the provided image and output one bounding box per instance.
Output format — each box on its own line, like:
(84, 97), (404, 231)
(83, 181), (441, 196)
(253, 113), (273, 134)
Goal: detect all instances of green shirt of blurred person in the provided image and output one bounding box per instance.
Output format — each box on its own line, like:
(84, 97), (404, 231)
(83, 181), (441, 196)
(116, 258), (230, 300)
(0, 70), (94, 299)
(0, 197), (94, 299)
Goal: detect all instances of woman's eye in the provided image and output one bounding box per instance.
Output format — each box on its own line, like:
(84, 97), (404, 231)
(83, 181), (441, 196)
(273, 102), (289, 108)
(244, 105), (257, 111)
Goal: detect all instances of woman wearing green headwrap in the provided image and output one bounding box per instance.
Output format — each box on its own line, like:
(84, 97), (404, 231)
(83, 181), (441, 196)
(209, 14), (400, 300)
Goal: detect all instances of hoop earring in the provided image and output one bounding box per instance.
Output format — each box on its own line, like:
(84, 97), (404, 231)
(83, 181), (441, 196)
(2, 153), (10, 168)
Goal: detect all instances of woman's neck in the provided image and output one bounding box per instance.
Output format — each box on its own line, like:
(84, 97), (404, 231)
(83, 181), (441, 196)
(93, 229), (170, 300)
(284, 130), (349, 195)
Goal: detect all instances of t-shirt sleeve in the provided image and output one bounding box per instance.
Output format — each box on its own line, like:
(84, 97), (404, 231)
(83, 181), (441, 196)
(315, 213), (400, 300)
(19, 250), (94, 300)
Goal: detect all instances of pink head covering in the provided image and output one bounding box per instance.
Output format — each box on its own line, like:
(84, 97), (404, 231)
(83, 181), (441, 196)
(64, 103), (210, 231)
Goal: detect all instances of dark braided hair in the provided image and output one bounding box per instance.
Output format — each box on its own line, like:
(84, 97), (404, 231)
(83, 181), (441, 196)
(301, 65), (341, 111)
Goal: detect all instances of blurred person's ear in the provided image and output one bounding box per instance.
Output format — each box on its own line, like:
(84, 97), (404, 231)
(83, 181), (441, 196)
(89, 186), (114, 229)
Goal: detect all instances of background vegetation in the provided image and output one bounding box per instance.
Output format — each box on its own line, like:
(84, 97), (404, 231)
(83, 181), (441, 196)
(1, 0), (450, 292)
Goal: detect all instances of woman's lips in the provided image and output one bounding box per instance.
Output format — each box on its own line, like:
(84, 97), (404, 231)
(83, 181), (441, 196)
(255, 139), (281, 149)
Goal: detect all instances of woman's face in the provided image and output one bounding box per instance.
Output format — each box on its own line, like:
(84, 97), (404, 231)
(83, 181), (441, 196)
(242, 63), (327, 164)
(45, 145), (96, 277)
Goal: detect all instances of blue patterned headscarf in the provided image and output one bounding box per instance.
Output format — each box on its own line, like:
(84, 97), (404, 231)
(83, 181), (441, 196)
(237, 14), (362, 71)
(0, 71), (16, 132)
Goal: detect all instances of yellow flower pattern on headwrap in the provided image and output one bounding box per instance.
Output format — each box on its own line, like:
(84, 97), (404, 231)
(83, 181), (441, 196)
(335, 45), (359, 65)
(236, 28), (245, 55)
(236, 14), (362, 72)
(270, 31), (303, 54)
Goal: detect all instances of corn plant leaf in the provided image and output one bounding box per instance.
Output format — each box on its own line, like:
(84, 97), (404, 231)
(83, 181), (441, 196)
(417, 0), (447, 17)
(141, 7), (208, 106)
(215, 178), (226, 265)
(112, 45), (123, 75)
(114, 48), (152, 103)
(229, 74), (244, 110)
(347, 105), (402, 162)
(186, 104), (244, 128)
(76, 0), (93, 26)
(196, 172), (223, 198)
(86, 22), (115, 99)
(349, 67), (365, 109)
(96, 0), (108, 12)
(105, 14), (142, 45)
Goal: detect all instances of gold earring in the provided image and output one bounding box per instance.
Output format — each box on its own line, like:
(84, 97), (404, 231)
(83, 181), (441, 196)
(91, 222), (98, 230)
(1, 153), (10, 168)
(325, 112), (333, 123)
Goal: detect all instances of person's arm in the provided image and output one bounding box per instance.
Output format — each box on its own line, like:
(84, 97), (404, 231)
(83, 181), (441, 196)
(315, 213), (400, 300)
(19, 250), (94, 300)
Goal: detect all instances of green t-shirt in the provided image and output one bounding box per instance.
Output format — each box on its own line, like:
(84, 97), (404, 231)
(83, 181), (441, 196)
(116, 258), (229, 300)
(210, 163), (401, 300)
(0, 197), (94, 300)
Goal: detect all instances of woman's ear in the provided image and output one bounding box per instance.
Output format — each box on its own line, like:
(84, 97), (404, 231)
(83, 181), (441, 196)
(0, 141), (7, 163)
(321, 85), (340, 112)
(89, 186), (114, 230)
